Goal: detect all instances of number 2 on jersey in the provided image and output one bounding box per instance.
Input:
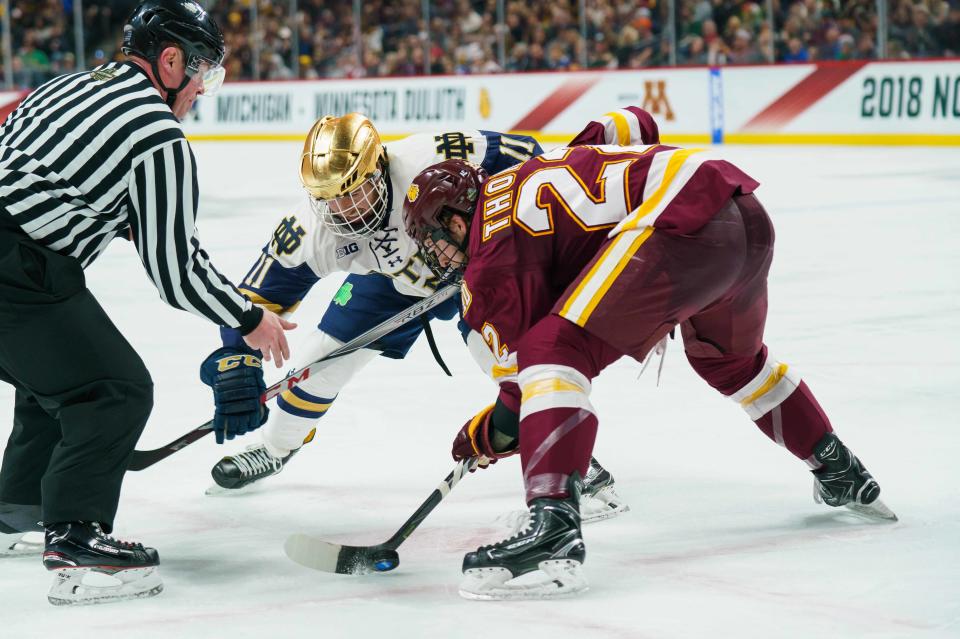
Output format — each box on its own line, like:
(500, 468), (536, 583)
(481, 149), (640, 240)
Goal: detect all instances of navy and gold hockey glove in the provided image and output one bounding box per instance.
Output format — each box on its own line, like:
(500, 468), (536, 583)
(200, 347), (269, 444)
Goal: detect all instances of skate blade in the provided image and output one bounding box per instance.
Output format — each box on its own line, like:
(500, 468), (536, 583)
(580, 485), (631, 524)
(844, 499), (898, 523)
(48, 566), (163, 606)
(813, 482), (898, 523)
(0, 531), (44, 558)
(459, 559), (588, 601)
(204, 482), (263, 496)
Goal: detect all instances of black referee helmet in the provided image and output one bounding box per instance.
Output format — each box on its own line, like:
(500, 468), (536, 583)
(121, 0), (226, 106)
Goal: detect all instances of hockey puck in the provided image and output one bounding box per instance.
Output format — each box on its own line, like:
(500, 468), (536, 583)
(370, 549), (399, 572)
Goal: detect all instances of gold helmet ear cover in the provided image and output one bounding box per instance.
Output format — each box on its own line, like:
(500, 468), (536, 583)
(299, 113), (386, 200)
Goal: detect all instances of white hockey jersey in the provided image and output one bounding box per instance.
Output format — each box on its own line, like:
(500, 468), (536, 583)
(233, 130), (542, 314)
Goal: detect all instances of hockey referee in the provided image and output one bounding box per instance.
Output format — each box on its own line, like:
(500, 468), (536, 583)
(0, 0), (294, 605)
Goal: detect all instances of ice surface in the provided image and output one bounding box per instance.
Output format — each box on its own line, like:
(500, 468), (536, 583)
(1, 143), (958, 638)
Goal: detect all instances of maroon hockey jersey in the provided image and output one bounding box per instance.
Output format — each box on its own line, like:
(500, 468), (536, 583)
(459, 144), (759, 408)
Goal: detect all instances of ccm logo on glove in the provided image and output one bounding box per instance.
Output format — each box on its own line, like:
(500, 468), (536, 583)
(215, 353), (262, 372)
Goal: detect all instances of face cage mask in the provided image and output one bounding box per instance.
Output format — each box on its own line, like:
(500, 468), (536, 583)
(186, 53), (225, 96)
(310, 170), (390, 239)
(419, 219), (468, 284)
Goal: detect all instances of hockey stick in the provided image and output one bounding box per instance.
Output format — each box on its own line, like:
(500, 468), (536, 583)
(127, 284), (461, 471)
(284, 456), (479, 574)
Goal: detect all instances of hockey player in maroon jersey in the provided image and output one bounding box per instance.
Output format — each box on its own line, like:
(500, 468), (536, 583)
(403, 144), (896, 600)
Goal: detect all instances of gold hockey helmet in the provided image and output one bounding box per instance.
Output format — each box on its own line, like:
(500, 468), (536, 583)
(300, 113), (390, 239)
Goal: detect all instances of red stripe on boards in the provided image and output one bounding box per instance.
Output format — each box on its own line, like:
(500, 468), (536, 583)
(741, 62), (867, 131)
(511, 76), (602, 131)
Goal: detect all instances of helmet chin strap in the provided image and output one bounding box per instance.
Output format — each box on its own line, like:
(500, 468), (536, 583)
(150, 57), (192, 109)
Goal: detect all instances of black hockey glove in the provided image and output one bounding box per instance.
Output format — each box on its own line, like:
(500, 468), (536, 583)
(200, 347), (269, 444)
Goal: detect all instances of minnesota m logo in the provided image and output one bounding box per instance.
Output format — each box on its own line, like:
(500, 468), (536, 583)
(435, 132), (475, 160)
(642, 80), (675, 121)
(271, 216), (306, 255)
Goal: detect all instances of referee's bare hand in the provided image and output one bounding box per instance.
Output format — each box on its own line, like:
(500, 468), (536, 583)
(243, 311), (297, 368)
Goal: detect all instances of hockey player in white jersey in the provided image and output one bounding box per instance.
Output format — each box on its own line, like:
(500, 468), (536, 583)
(203, 111), (653, 522)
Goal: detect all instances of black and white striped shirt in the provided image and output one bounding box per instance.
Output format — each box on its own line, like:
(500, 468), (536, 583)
(0, 61), (258, 331)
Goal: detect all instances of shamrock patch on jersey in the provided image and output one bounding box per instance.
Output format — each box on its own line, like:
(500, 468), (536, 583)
(333, 282), (354, 306)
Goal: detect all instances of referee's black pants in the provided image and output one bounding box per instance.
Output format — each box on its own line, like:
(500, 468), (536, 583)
(0, 217), (153, 533)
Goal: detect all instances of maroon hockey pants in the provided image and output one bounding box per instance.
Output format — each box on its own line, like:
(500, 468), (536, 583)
(516, 194), (833, 502)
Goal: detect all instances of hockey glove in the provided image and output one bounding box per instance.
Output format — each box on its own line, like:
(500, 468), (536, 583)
(451, 402), (519, 471)
(200, 347), (269, 444)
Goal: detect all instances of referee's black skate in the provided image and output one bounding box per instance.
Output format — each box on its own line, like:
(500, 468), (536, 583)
(210, 443), (299, 492)
(42, 522), (162, 605)
(460, 474), (587, 600)
(811, 433), (897, 521)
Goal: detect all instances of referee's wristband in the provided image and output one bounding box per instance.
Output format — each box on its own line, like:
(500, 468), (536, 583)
(238, 304), (264, 336)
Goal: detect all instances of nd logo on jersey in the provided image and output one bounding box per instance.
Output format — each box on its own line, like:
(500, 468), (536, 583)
(271, 216), (306, 255)
(435, 132), (475, 160)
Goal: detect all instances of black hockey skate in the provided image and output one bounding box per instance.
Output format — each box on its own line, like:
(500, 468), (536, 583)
(42, 522), (162, 605)
(580, 456), (630, 522)
(210, 444), (299, 491)
(460, 474), (587, 600)
(811, 433), (897, 521)
(498, 456), (628, 533)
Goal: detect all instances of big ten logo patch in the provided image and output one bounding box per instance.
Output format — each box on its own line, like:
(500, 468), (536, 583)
(336, 243), (359, 259)
(271, 216), (306, 255)
(435, 132), (475, 160)
(642, 80), (675, 121)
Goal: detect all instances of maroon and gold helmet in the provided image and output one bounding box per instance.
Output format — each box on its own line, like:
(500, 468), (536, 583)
(402, 159), (488, 282)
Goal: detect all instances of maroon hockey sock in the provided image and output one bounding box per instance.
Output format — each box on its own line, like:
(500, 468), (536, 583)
(520, 406), (598, 503)
(753, 381), (833, 463)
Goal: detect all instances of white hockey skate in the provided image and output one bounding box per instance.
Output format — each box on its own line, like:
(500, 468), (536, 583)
(0, 530), (44, 557)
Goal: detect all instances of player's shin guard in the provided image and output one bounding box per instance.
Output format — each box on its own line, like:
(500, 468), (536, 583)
(259, 340), (378, 457)
(266, 387), (335, 457)
(518, 365), (598, 504)
(724, 353), (832, 463)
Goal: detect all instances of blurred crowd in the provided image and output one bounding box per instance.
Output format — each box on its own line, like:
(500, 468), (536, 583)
(1, 0), (958, 87)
